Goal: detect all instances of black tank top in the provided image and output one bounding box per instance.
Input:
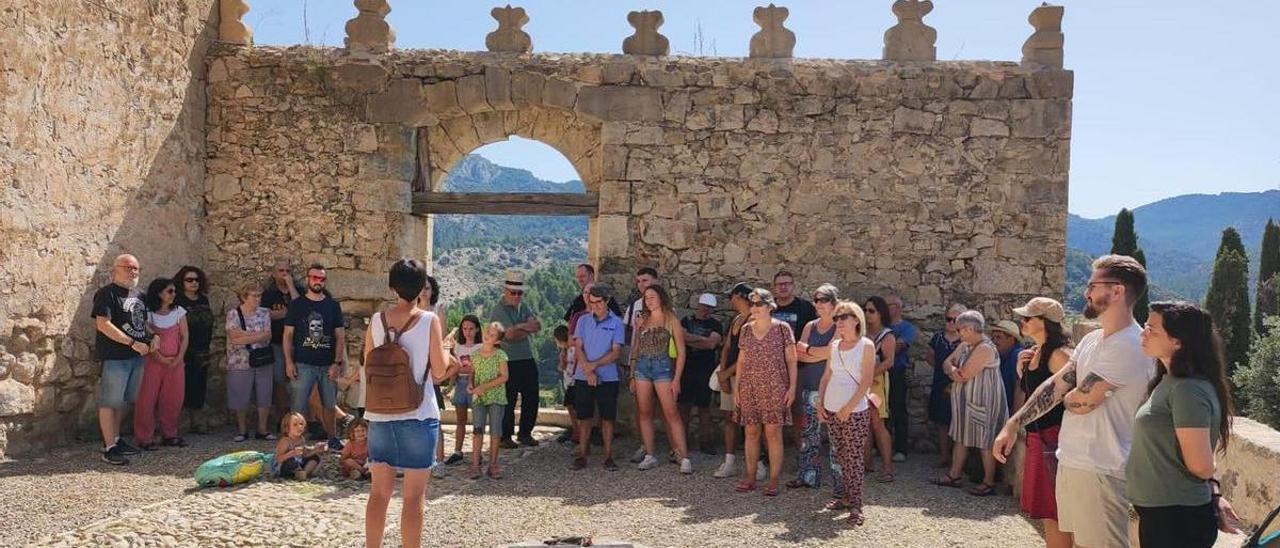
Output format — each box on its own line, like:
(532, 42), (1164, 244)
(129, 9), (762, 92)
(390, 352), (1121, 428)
(727, 315), (744, 367)
(1020, 346), (1065, 432)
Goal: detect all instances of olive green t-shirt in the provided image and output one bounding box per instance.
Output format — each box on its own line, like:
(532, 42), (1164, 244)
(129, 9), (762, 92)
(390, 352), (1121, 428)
(490, 300), (535, 362)
(1125, 376), (1220, 507)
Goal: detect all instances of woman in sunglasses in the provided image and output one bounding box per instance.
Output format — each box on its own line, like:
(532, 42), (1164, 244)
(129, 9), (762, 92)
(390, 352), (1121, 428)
(732, 288), (798, 496)
(817, 300), (876, 526)
(174, 265), (213, 433)
(790, 283), (839, 489)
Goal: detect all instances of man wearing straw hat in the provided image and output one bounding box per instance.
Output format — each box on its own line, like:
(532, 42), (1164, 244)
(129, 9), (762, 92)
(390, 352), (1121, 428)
(491, 270), (543, 448)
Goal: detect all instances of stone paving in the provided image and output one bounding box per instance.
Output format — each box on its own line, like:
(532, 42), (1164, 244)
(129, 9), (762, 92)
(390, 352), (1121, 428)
(1, 425), (1249, 548)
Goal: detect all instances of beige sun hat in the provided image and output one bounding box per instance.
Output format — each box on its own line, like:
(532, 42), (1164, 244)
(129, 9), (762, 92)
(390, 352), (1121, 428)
(1012, 297), (1066, 323)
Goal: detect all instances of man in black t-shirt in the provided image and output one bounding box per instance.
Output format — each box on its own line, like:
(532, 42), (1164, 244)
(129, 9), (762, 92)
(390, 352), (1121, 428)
(770, 270), (816, 337)
(283, 263), (346, 450)
(261, 260), (302, 419)
(91, 254), (153, 465)
(678, 293), (724, 455)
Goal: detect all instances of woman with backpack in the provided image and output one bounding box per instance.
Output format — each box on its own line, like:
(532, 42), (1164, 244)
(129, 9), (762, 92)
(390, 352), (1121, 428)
(362, 259), (450, 548)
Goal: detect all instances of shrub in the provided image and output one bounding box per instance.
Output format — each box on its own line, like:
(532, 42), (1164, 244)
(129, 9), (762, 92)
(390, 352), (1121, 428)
(1235, 316), (1280, 430)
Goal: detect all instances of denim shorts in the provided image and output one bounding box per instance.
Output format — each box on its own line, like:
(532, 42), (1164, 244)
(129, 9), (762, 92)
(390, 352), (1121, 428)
(633, 355), (674, 383)
(368, 417), (439, 470)
(451, 376), (472, 407)
(471, 403), (504, 437)
(98, 357), (144, 408)
(290, 362), (337, 412)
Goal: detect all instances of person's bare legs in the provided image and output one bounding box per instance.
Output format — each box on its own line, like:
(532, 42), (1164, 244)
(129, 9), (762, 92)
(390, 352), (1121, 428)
(601, 420), (615, 460)
(453, 406), (468, 455)
(870, 412), (895, 475)
(678, 405), (693, 449)
(934, 421), (952, 467)
(256, 406), (270, 435)
(577, 417), (595, 458)
(470, 429), (484, 475)
(743, 425), (762, 485)
(980, 450), (997, 486)
(947, 441), (969, 480)
(1043, 519), (1073, 548)
(653, 381), (688, 459)
(398, 469), (430, 548)
(486, 435), (501, 475)
(98, 407), (120, 448)
(635, 380), (657, 455)
(723, 414), (738, 456)
(764, 424), (784, 487)
(234, 409), (248, 435)
(366, 463), (395, 547)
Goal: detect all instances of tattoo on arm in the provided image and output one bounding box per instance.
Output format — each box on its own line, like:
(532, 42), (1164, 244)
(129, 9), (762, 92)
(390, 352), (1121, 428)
(1011, 364), (1075, 428)
(1076, 373), (1104, 394)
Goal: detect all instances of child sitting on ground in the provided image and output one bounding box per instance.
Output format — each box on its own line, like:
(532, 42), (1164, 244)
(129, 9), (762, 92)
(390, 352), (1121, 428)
(339, 419), (370, 480)
(276, 412), (324, 480)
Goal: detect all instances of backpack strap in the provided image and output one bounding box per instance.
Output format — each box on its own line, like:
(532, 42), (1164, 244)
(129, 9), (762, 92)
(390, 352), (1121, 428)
(380, 311), (396, 344)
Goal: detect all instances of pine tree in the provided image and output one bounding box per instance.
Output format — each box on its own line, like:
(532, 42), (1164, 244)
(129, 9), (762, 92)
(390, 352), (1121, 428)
(1110, 208), (1150, 323)
(1205, 227), (1253, 374)
(1256, 219), (1280, 334)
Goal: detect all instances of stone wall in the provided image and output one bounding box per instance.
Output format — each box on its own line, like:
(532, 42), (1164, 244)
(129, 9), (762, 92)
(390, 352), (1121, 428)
(0, 0), (217, 457)
(204, 46), (1072, 450)
(1221, 417), (1280, 530)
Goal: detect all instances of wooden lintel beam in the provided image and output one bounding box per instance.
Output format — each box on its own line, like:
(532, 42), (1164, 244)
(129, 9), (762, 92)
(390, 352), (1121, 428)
(411, 192), (599, 216)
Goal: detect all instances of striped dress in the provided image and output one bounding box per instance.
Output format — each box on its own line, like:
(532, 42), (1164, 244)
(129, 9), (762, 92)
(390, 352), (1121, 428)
(948, 337), (1009, 449)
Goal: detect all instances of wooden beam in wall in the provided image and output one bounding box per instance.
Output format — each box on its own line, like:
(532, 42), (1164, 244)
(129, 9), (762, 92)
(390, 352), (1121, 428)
(411, 192), (599, 216)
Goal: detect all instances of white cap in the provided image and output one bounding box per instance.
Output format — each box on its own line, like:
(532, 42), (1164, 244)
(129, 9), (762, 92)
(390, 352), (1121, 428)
(697, 293), (717, 307)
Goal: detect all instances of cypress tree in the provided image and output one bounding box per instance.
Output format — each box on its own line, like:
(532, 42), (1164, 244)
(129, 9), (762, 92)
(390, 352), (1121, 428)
(1205, 227), (1253, 373)
(1256, 219), (1280, 334)
(1110, 208), (1150, 323)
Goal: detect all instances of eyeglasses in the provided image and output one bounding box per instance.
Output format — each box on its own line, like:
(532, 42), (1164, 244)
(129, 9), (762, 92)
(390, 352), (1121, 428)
(162, 288), (175, 294)
(833, 313), (856, 321)
(115, 264), (139, 272)
(586, 298), (604, 305)
(508, 290), (524, 296)
(1018, 315), (1034, 323)
(183, 277), (199, 283)
(865, 308), (879, 314)
(813, 297), (832, 304)
(1087, 281), (1123, 290)
(749, 301), (769, 308)
(308, 275), (326, 281)
(945, 316), (957, 323)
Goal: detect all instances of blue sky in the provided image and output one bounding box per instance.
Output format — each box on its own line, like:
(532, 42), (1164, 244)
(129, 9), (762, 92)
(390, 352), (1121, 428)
(251, 1), (1279, 218)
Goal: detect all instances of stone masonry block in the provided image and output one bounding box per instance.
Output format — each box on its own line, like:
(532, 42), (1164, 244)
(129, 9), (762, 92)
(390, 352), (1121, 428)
(424, 80), (465, 118)
(575, 86), (663, 122)
(455, 74), (492, 114)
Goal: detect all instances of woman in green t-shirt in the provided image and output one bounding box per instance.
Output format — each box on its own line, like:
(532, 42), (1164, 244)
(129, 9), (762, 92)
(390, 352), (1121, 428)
(1128, 302), (1240, 548)
(466, 322), (510, 480)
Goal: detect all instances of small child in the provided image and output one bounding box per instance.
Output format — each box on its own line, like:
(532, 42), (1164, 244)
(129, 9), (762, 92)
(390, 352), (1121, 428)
(340, 419), (370, 480)
(276, 412), (324, 480)
(554, 325), (579, 444)
(468, 322), (509, 480)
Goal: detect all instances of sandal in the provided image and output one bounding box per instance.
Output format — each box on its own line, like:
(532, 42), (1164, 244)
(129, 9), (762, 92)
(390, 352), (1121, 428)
(968, 483), (996, 496)
(823, 499), (850, 511)
(487, 467), (503, 480)
(847, 512), (865, 527)
(232, 434), (248, 443)
(468, 467), (482, 480)
(931, 473), (963, 487)
(877, 472), (895, 483)
(762, 483), (779, 497)
(734, 480), (756, 493)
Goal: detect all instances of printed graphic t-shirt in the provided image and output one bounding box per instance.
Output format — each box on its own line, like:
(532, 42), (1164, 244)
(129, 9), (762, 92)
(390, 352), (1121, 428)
(284, 296), (344, 366)
(91, 284), (151, 360)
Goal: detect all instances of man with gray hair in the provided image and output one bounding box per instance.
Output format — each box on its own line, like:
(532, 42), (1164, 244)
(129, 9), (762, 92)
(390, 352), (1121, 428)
(91, 253), (152, 465)
(569, 283), (626, 471)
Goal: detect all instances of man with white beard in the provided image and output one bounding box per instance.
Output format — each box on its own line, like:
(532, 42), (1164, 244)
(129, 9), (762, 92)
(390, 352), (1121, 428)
(91, 254), (154, 465)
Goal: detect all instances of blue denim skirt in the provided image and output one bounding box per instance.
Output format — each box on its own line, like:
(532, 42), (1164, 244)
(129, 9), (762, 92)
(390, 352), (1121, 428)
(368, 418), (439, 470)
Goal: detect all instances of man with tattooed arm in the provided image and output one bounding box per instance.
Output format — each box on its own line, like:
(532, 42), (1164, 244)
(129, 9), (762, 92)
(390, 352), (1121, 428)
(993, 255), (1154, 548)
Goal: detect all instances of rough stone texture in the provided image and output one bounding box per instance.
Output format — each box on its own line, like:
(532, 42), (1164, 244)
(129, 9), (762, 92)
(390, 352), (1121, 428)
(1022, 3), (1066, 68)
(486, 5), (532, 54)
(218, 0), (253, 45)
(1220, 417), (1280, 529)
(622, 11), (669, 56)
(0, 1), (216, 457)
(884, 0), (937, 62)
(749, 4), (796, 59)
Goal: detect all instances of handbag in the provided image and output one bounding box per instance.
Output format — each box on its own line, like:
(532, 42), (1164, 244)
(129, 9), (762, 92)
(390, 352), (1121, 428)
(708, 365), (721, 392)
(235, 307), (274, 368)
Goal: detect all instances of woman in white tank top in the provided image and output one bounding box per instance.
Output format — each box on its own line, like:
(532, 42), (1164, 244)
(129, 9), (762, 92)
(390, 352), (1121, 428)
(817, 300), (877, 527)
(362, 259), (450, 548)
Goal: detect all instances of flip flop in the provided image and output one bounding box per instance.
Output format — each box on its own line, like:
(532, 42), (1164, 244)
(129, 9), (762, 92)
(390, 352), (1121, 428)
(735, 480), (756, 493)
(931, 474), (963, 487)
(877, 472), (895, 483)
(823, 499), (850, 511)
(968, 483), (996, 496)
(762, 483), (779, 497)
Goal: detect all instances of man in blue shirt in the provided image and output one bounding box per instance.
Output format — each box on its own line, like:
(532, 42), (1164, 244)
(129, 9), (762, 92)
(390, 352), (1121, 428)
(569, 283), (626, 472)
(990, 320), (1025, 412)
(886, 294), (918, 461)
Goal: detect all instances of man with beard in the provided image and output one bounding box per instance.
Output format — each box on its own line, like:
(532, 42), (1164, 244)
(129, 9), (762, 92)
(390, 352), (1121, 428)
(283, 263), (347, 452)
(92, 254), (154, 465)
(993, 255), (1155, 548)
(563, 263), (621, 322)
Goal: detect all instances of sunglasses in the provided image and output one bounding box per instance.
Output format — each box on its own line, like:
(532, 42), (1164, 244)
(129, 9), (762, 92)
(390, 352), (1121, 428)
(813, 297), (833, 304)
(833, 313), (856, 321)
(748, 301), (769, 308)
(183, 277), (199, 283)
(308, 275), (326, 281)
(945, 316), (957, 323)
(162, 288), (176, 294)
(508, 290), (524, 296)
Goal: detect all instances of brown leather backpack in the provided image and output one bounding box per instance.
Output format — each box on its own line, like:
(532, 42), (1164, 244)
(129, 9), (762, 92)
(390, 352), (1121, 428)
(365, 311), (425, 414)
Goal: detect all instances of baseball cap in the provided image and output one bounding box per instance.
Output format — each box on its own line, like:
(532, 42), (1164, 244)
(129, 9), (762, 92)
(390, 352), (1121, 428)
(726, 282), (752, 298)
(697, 293), (717, 307)
(1012, 297), (1066, 324)
(991, 320), (1022, 338)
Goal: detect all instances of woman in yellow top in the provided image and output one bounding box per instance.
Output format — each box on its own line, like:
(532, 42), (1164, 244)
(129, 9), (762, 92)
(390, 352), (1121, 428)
(861, 296), (897, 483)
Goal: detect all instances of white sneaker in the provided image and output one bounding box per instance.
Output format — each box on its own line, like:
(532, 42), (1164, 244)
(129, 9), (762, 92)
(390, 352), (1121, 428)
(637, 455), (660, 470)
(714, 455), (737, 478)
(756, 461), (768, 481)
(892, 452), (906, 463)
(432, 464), (448, 479)
(680, 458), (693, 475)
(630, 446), (646, 464)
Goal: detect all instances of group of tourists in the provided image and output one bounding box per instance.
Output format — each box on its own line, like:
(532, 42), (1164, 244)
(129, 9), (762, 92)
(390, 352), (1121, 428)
(91, 252), (1243, 547)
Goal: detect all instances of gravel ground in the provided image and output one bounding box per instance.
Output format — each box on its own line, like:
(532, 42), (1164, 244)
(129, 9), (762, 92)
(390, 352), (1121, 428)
(1, 426), (1250, 547)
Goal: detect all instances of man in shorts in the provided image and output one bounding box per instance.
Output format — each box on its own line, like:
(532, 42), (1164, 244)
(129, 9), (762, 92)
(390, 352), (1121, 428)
(714, 282), (753, 478)
(569, 283), (626, 471)
(91, 254), (152, 465)
(678, 293), (723, 455)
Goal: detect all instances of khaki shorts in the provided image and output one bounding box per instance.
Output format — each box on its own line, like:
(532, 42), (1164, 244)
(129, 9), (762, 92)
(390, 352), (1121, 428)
(718, 389), (734, 412)
(1056, 465), (1133, 548)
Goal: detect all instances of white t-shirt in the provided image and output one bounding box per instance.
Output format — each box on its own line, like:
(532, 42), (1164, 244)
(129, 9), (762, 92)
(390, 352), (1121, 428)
(150, 306), (187, 329)
(823, 337), (872, 414)
(1057, 322), (1156, 477)
(363, 311), (440, 423)
(455, 342), (482, 378)
(562, 346), (577, 388)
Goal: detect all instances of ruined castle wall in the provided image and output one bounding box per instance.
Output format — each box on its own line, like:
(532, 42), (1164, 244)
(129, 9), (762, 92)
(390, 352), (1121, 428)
(203, 47), (1071, 450)
(0, 1), (217, 456)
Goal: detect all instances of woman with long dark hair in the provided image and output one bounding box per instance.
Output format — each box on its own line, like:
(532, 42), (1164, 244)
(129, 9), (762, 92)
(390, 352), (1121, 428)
(173, 266), (212, 432)
(134, 277), (189, 449)
(628, 284), (692, 474)
(444, 314), (483, 465)
(1127, 301), (1238, 548)
(861, 296), (896, 482)
(1012, 298), (1073, 548)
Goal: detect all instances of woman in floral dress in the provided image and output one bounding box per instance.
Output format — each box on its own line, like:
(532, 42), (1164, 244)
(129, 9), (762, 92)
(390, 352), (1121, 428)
(733, 288), (797, 496)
